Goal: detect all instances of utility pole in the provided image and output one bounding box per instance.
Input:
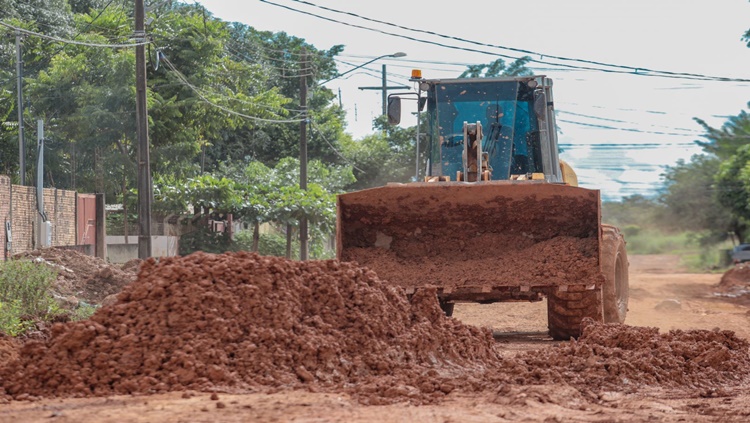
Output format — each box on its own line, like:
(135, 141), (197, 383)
(358, 64), (408, 118)
(15, 30), (25, 186)
(381, 64), (387, 116)
(135, 0), (152, 258)
(299, 49), (308, 261)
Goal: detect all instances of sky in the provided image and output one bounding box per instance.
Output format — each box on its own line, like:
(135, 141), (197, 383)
(197, 0), (750, 201)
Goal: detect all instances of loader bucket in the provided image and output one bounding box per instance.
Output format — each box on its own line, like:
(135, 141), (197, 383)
(337, 181), (602, 302)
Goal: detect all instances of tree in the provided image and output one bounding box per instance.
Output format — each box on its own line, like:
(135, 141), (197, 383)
(458, 57), (533, 78)
(694, 106), (750, 160)
(342, 115), (423, 190)
(28, 7), (137, 194)
(660, 155), (741, 244)
(197, 23), (347, 169)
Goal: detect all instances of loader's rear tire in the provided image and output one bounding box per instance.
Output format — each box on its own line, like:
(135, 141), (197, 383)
(547, 286), (603, 340)
(439, 300), (455, 317)
(602, 225), (629, 323)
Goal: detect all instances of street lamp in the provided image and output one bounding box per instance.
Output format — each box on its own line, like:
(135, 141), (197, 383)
(319, 52), (406, 85)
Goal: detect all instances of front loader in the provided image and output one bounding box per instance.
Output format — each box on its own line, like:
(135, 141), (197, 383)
(336, 73), (628, 340)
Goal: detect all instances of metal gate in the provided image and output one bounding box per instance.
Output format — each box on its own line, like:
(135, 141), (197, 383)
(77, 194), (96, 247)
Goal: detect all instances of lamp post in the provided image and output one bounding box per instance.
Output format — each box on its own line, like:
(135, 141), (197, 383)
(319, 52), (406, 86)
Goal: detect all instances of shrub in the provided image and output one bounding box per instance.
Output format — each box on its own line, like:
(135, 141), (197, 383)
(0, 260), (58, 318)
(0, 300), (32, 336)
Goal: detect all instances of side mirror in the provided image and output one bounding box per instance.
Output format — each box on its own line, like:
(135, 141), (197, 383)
(418, 96), (427, 111)
(387, 96), (401, 125)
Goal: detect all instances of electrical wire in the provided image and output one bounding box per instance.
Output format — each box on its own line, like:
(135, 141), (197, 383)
(558, 119), (707, 137)
(0, 20), (150, 48)
(309, 120), (364, 173)
(160, 55), (305, 123)
(259, 0), (750, 82)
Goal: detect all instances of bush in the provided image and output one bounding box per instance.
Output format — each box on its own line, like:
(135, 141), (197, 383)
(259, 233), (296, 259)
(0, 260), (60, 335)
(71, 302), (99, 321)
(0, 300), (32, 336)
(179, 227), (236, 255)
(623, 225), (641, 237)
(0, 260), (58, 317)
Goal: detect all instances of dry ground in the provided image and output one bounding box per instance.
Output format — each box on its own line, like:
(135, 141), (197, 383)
(2, 254), (750, 422)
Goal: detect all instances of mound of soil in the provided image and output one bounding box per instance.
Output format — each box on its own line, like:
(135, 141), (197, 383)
(14, 248), (137, 305)
(0, 252), (500, 403)
(718, 263), (750, 292)
(344, 235), (601, 289)
(1, 252), (748, 404)
(517, 319), (750, 392)
(0, 334), (19, 364)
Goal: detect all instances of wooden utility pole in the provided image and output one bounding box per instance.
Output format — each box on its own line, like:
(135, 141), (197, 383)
(358, 64), (408, 118)
(299, 49), (308, 260)
(15, 31), (25, 186)
(135, 0), (152, 258)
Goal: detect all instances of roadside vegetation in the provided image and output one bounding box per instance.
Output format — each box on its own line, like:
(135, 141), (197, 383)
(0, 260), (96, 336)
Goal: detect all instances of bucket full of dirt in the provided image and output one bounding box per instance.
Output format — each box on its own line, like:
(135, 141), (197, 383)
(337, 181), (602, 296)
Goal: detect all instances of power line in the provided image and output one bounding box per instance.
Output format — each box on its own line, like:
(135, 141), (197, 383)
(308, 120), (364, 173)
(263, 0), (750, 83)
(160, 55), (305, 123)
(558, 119), (705, 137)
(0, 20), (149, 48)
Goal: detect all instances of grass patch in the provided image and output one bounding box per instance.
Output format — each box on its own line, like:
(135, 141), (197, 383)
(623, 230), (734, 272)
(0, 259), (61, 336)
(71, 302), (100, 321)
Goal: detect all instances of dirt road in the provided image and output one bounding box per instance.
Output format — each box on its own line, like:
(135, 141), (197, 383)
(2, 254), (750, 422)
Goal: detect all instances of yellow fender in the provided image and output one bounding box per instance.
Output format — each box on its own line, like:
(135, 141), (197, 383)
(559, 159), (578, 187)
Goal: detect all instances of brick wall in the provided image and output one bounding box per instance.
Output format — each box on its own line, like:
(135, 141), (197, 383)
(1, 175), (79, 256)
(43, 187), (76, 246)
(11, 184), (36, 253)
(0, 176), (9, 259)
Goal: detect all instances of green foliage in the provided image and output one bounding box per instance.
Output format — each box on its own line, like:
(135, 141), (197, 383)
(0, 259), (61, 335)
(602, 195), (664, 229)
(2, 1), (348, 208)
(458, 57), (533, 78)
(70, 302), (99, 321)
(0, 300), (32, 336)
(258, 232), (294, 258)
(342, 116), (423, 189)
(0, 260), (58, 318)
(622, 225), (641, 237)
(602, 190), (736, 270)
(178, 226), (235, 255)
(660, 155), (741, 244)
(624, 231), (692, 255)
(715, 145), (750, 242)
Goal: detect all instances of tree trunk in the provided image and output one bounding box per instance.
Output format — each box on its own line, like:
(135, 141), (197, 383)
(286, 224), (293, 259)
(70, 141), (76, 189)
(252, 221), (260, 252)
(94, 147), (104, 193)
(122, 167), (129, 244)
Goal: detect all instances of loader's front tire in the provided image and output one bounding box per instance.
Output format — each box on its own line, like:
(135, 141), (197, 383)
(547, 286), (603, 340)
(601, 225), (629, 323)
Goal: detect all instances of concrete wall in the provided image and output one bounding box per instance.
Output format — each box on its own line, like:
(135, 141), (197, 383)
(0, 175), (79, 257)
(106, 235), (179, 263)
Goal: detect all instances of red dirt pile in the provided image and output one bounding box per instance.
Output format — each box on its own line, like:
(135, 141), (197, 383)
(0, 252), (499, 403)
(718, 262), (750, 292)
(517, 320), (750, 392)
(15, 248), (138, 305)
(0, 334), (19, 364)
(343, 235), (600, 289)
(1, 252), (748, 404)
